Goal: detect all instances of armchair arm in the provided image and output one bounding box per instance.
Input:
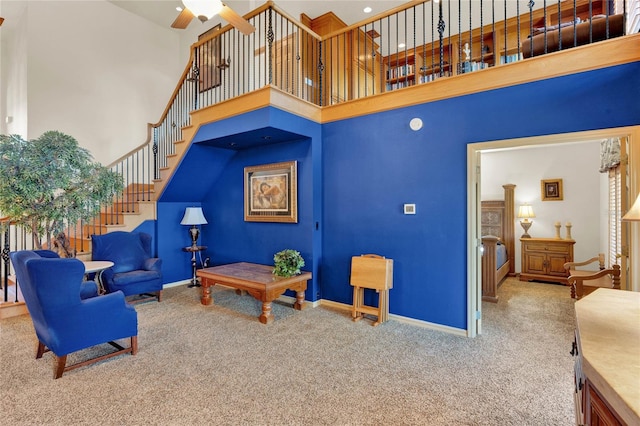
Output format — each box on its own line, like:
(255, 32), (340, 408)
(101, 267), (115, 284)
(564, 254), (605, 271)
(143, 257), (162, 272)
(51, 290), (136, 324)
(80, 281), (99, 299)
(47, 290), (137, 355)
(568, 268), (617, 284)
(568, 264), (621, 299)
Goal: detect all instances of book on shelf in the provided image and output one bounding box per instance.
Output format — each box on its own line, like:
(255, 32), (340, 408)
(419, 73), (442, 83)
(499, 53), (523, 64)
(458, 61), (490, 74)
(386, 63), (415, 80)
(386, 79), (415, 91)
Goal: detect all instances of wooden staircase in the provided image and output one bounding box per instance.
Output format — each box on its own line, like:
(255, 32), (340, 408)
(68, 183), (157, 256)
(0, 277), (27, 319)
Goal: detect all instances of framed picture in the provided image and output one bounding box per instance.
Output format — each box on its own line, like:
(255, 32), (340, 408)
(244, 161), (297, 223)
(197, 25), (222, 92)
(541, 178), (563, 201)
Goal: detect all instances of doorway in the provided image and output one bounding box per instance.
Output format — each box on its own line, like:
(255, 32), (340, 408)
(466, 127), (639, 337)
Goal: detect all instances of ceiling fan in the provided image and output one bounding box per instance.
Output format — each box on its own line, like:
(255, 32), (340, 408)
(172, 0), (255, 35)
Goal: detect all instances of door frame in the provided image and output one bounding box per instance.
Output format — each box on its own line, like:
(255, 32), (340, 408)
(467, 126), (639, 337)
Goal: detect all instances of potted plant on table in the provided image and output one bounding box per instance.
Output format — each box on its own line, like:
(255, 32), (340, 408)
(273, 249), (305, 277)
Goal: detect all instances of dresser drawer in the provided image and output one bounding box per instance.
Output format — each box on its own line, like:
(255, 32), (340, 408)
(523, 242), (571, 254)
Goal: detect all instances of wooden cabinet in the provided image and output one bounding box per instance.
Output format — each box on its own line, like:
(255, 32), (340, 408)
(586, 382), (624, 426)
(303, 11), (381, 104)
(572, 289), (639, 426)
(520, 238), (575, 284)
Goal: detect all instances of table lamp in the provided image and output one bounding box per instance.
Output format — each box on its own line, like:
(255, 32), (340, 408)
(180, 207), (208, 249)
(517, 203), (535, 238)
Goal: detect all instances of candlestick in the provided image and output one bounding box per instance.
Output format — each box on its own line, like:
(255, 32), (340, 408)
(565, 223), (572, 240)
(554, 222), (562, 239)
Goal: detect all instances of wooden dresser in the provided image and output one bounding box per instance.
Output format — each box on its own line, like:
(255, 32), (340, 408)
(572, 289), (640, 425)
(520, 238), (575, 284)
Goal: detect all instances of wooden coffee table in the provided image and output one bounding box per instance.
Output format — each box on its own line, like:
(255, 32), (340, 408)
(196, 262), (312, 324)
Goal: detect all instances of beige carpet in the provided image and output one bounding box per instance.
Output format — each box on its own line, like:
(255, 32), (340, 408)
(0, 277), (576, 425)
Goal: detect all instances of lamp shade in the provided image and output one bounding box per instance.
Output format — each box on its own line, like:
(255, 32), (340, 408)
(622, 193), (640, 221)
(517, 204), (535, 220)
(180, 207), (208, 226)
(182, 0), (223, 20)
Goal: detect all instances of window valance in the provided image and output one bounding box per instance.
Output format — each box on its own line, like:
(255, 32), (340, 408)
(600, 138), (620, 172)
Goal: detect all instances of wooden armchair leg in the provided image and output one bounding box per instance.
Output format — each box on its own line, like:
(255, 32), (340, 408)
(54, 355), (67, 379)
(131, 336), (138, 355)
(36, 341), (46, 359)
(156, 290), (163, 302)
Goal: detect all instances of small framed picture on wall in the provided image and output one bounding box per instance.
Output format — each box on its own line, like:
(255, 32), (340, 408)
(541, 178), (563, 201)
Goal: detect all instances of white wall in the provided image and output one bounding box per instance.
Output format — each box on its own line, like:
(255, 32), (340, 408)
(2, 0), (183, 165)
(481, 141), (602, 272)
(0, 1), (28, 137)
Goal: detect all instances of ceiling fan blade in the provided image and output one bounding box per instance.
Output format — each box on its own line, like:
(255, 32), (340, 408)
(219, 5), (255, 35)
(171, 8), (195, 29)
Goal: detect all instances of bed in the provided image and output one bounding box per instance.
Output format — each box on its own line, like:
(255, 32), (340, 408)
(481, 184), (516, 302)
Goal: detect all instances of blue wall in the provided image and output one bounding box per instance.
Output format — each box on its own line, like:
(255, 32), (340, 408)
(153, 62), (640, 331)
(157, 107), (322, 301)
(322, 62), (640, 329)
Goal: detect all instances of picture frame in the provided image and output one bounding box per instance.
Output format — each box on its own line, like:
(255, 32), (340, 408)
(197, 24), (222, 92)
(541, 178), (563, 201)
(244, 161), (297, 223)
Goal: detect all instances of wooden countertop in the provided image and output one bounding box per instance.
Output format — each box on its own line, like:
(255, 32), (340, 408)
(575, 288), (640, 425)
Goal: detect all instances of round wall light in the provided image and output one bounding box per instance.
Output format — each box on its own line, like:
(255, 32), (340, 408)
(409, 118), (423, 131)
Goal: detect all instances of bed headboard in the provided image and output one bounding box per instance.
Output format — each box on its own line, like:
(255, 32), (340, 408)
(481, 184), (516, 275)
(481, 201), (507, 239)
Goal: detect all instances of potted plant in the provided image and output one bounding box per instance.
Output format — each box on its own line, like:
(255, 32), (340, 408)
(273, 249), (305, 277)
(0, 131), (124, 256)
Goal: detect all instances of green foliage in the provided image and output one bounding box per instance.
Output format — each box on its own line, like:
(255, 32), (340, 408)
(273, 249), (305, 277)
(0, 131), (124, 247)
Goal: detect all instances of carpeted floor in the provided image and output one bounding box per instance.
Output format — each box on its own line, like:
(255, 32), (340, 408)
(0, 277), (576, 425)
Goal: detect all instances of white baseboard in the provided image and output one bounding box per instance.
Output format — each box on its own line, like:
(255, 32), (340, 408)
(162, 281), (466, 336)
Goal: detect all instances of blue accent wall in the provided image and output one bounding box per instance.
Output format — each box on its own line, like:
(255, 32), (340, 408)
(157, 107), (322, 301)
(152, 62), (640, 331)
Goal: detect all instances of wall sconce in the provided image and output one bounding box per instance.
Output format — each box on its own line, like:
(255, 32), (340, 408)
(517, 203), (535, 238)
(623, 193), (640, 221)
(181, 207), (208, 249)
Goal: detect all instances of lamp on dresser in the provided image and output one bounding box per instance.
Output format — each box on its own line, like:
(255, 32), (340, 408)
(517, 203), (535, 238)
(181, 207), (208, 249)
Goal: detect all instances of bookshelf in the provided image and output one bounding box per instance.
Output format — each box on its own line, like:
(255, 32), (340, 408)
(381, 0), (608, 90)
(384, 50), (422, 91)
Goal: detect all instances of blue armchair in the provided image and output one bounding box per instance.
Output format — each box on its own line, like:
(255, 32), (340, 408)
(9, 250), (138, 379)
(91, 231), (163, 302)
